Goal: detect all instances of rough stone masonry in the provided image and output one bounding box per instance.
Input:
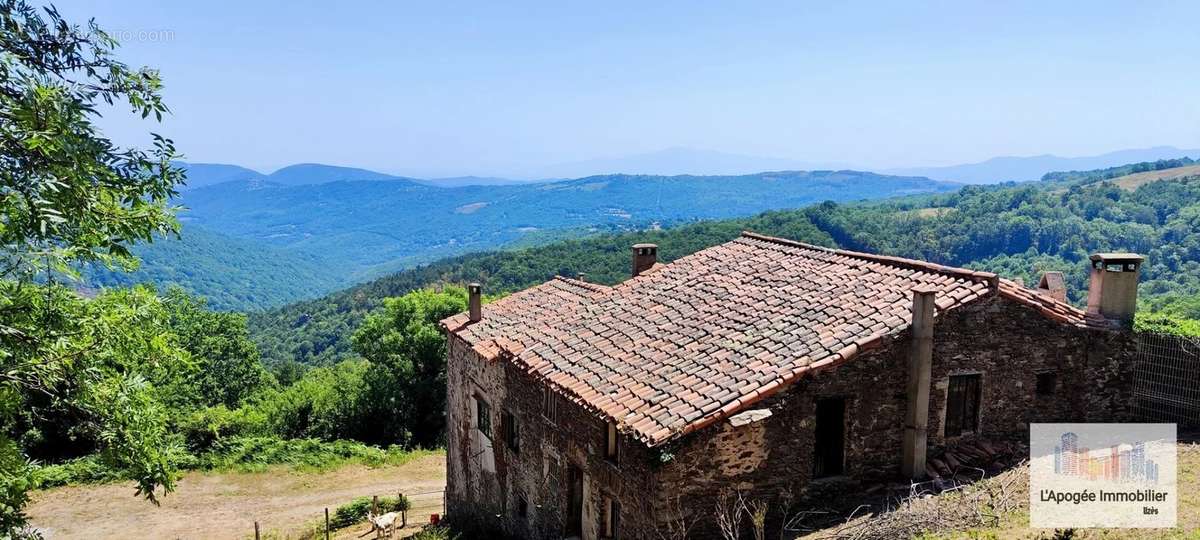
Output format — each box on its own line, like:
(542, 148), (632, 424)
(440, 232), (1140, 539)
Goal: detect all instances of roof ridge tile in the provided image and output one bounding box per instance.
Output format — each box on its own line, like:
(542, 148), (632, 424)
(739, 231), (999, 287)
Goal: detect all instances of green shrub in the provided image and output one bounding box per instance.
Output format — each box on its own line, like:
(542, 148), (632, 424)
(32, 456), (122, 488)
(33, 437), (436, 488)
(1135, 312), (1200, 337)
(329, 495), (411, 530)
(178, 404), (268, 452)
(194, 436), (425, 473)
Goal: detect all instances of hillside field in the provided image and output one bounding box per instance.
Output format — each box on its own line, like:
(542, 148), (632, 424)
(27, 452), (446, 540)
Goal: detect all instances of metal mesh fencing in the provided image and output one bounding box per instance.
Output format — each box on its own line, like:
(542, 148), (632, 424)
(1133, 332), (1200, 427)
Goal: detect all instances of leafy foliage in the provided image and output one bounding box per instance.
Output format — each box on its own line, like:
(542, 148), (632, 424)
(329, 495), (411, 530)
(0, 1), (189, 530)
(82, 226), (347, 311)
(32, 438), (434, 487)
(352, 287), (468, 447)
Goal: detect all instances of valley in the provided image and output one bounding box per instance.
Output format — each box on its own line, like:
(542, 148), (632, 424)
(91, 168), (955, 310)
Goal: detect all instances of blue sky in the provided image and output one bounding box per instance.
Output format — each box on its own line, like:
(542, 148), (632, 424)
(51, 1), (1200, 177)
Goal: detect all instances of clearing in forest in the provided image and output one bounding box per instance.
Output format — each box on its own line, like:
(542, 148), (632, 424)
(27, 451), (446, 540)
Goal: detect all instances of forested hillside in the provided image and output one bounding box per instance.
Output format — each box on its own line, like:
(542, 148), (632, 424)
(178, 171), (953, 280)
(250, 161), (1200, 367)
(81, 226), (346, 310)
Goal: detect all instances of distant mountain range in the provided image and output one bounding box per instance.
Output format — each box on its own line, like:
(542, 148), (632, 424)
(177, 162), (407, 189)
(101, 168), (955, 309)
(523, 147), (851, 179)
(180, 145), (1200, 188)
(128, 145), (1198, 310)
(884, 146), (1200, 184)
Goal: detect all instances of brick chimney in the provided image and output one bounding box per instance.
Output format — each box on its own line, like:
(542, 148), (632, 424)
(468, 283), (482, 322)
(1085, 253), (1144, 324)
(631, 244), (658, 278)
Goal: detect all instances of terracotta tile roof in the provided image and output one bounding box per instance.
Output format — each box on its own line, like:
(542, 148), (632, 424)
(996, 278), (1110, 329)
(442, 232), (1095, 446)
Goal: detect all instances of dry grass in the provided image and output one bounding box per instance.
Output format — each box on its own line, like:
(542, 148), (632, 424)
(26, 451), (446, 540)
(801, 441), (1199, 540)
(1108, 165), (1200, 191)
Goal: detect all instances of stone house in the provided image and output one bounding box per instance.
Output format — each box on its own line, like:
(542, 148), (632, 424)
(439, 232), (1142, 539)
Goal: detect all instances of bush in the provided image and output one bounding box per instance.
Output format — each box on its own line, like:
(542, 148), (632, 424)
(33, 437), (435, 487)
(1135, 312), (1200, 337)
(32, 455), (123, 488)
(178, 405), (268, 452)
(329, 495), (411, 530)
(194, 436), (425, 473)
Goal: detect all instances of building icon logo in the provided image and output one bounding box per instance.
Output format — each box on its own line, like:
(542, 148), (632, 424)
(1052, 432), (1161, 484)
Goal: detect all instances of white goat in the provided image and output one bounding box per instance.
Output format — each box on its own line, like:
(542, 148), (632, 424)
(363, 510), (400, 539)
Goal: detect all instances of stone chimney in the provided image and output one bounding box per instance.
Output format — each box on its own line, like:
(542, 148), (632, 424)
(468, 283), (482, 323)
(1085, 253), (1144, 324)
(1036, 271), (1068, 303)
(631, 244), (658, 278)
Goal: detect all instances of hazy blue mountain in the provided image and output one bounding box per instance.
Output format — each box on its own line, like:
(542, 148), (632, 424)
(885, 146), (1200, 184)
(177, 162), (264, 189)
(417, 176), (542, 187)
(177, 170), (953, 282)
(529, 147), (850, 178)
(264, 163), (409, 186)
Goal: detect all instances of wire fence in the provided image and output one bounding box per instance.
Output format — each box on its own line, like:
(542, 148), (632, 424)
(405, 488), (447, 525)
(249, 488), (445, 540)
(1132, 331), (1200, 428)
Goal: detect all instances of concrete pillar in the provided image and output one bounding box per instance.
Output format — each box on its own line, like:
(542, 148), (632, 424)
(902, 287), (936, 480)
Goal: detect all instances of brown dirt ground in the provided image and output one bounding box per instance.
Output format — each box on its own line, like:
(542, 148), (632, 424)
(27, 452), (446, 540)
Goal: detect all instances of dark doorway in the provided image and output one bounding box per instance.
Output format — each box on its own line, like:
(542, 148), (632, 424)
(813, 397), (846, 478)
(566, 465), (584, 537)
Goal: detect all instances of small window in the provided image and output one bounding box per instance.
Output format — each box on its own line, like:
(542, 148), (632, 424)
(476, 397), (491, 438)
(604, 421), (620, 465)
(1036, 372), (1057, 396)
(542, 388), (559, 423)
(945, 374), (981, 437)
(503, 410), (520, 453)
(602, 497), (621, 539)
(813, 397), (846, 478)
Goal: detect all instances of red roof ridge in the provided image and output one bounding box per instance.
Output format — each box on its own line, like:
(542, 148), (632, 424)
(740, 231), (999, 287)
(550, 274), (611, 293)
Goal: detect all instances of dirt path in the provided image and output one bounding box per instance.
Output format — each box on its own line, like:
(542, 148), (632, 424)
(27, 452), (446, 540)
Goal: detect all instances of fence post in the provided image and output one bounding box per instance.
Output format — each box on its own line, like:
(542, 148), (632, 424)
(372, 495), (379, 516)
(399, 492), (407, 527)
(325, 507), (330, 540)
(254, 521), (260, 540)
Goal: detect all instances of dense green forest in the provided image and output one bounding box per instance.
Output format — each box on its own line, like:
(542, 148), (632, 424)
(250, 162), (1200, 368)
(81, 225), (347, 310)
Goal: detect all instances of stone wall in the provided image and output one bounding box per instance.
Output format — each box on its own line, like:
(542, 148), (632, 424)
(650, 293), (1137, 539)
(446, 335), (661, 539)
(447, 293), (1137, 539)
